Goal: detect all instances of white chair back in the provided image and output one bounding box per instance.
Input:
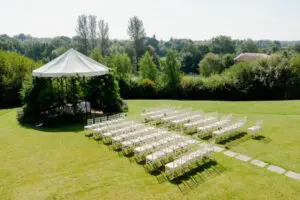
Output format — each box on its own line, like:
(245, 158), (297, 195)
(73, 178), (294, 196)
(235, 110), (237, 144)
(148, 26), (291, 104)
(94, 117), (101, 124)
(87, 118), (93, 125)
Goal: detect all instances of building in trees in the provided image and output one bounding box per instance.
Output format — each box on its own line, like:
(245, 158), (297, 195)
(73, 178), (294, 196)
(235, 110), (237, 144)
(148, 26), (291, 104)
(234, 53), (270, 62)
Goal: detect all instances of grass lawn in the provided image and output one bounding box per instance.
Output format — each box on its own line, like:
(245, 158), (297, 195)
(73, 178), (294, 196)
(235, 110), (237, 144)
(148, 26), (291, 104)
(0, 100), (300, 199)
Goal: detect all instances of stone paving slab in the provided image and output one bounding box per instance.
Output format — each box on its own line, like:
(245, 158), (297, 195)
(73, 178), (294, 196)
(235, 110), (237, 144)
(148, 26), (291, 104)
(218, 149), (300, 182)
(285, 171), (300, 180)
(235, 154), (252, 162)
(267, 165), (286, 174)
(223, 150), (238, 157)
(250, 159), (268, 168)
(213, 146), (225, 152)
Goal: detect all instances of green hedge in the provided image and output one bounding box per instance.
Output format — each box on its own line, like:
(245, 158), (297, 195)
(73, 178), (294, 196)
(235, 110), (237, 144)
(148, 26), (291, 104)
(120, 54), (300, 100)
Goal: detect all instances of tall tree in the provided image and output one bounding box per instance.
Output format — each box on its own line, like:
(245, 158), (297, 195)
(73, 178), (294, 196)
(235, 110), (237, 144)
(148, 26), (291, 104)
(181, 44), (210, 74)
(127, 16), (146, 71)
(76, 14), (89, 55)
(98, 19), (110, 56)
(139, 51), (158, 82)
(238, 39), (258, 53)
(88, 15), (97, 50)
(211, 35), (235, 54)
(161, 50), (181, 89)
(182, 52), (196, 74)
(145, 35), (159, 54)
(89, 48), (104, 64)
(107, 53), (132, 79)
(270, 41), (282, 53)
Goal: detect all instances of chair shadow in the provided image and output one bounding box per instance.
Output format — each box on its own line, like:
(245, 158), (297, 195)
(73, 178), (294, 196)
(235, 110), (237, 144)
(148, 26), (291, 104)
(169, 160), (226, 194)
(217, 132), (249, 146)
(252, 135), (272, 143)
(200, 135), (212, 141)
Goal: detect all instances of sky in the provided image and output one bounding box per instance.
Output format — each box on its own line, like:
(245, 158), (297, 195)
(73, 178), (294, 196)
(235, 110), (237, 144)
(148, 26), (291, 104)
(1, 0), (300, 41)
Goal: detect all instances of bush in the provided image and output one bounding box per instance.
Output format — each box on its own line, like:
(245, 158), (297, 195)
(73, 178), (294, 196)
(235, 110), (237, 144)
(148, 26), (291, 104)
(107, 53), (132, 80)
(118, 77), (157, 99)
(139, 79), (157, 98)
(180, 75), (238, 100)
(0, 50), (40, 107)
(88, 71), (125, 113)
(199, 53), (223, 77)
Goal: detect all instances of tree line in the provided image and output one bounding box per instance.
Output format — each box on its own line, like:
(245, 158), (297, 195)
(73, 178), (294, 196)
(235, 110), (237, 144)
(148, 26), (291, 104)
(1, 14), (300, 108)
(1, 14), (300, 74)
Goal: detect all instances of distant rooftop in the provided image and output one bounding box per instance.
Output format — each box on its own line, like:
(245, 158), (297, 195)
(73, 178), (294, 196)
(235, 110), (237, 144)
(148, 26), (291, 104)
(234, 53), (270, 62)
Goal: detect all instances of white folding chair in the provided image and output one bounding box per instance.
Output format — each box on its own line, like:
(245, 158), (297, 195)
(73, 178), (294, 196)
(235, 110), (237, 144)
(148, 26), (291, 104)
(87, 118), (93, 126)
(248, 120), (263, 135)
(94, 117), (101, 124)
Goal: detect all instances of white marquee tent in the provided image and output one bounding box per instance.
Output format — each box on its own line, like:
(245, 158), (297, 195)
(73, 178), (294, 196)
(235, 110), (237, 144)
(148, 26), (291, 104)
(31, 48), (110, 117)
(32, 48), (109, 77)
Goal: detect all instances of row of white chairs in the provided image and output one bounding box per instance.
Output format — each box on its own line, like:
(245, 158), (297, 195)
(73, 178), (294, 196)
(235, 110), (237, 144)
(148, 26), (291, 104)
(197, 115), (232, 133)
(144, 108), (192, 122)
(92, 120), (133, 133)
(161, 112), (192, 124)
(213, 118), (247, 137)
(160, 109), (192, 121)
(122, 130), (169, 148)
(85, 113), (127, 127)
(142, 106), (263, 137)
(112, 127), (155, 143)
(146, 139), (198, 163)
(85, 117), (126, 130)
(134, 134), (183, 155)
(171, 113), (203, 125)
(142, 107), (174, 117)
(184, 115), (218, 129)
(147, 109), (180, 121)
(165, 144), (213, 172)
(102, 123), (144, 138)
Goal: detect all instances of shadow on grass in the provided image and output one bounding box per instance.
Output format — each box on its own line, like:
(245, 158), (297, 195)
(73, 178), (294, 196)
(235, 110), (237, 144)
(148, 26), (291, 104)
(224, 134), (253, 148)
(200, 135), (212, 141)
(252, 135), (272, 143)
(169, 160), (226, 194)
(217, 132), (248, 146)
(20, 122), (84, 133)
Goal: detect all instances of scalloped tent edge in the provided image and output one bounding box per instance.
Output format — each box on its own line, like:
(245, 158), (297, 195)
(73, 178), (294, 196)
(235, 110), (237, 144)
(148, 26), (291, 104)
(32, 48), (109, 77)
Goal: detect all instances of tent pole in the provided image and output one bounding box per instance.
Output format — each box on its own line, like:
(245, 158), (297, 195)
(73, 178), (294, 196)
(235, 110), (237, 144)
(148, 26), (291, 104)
(83, 76), (88, 119)
(65, 77), (71, 114)
(60, 77), (64, 111)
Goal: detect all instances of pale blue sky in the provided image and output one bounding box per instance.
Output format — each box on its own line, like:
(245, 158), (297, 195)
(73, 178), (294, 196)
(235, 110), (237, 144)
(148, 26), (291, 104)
(1, 0), (299, 40)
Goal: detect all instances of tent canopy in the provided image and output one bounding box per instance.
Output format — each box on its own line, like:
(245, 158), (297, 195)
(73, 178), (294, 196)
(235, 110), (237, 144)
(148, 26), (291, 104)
(32, 48), (109, 77)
